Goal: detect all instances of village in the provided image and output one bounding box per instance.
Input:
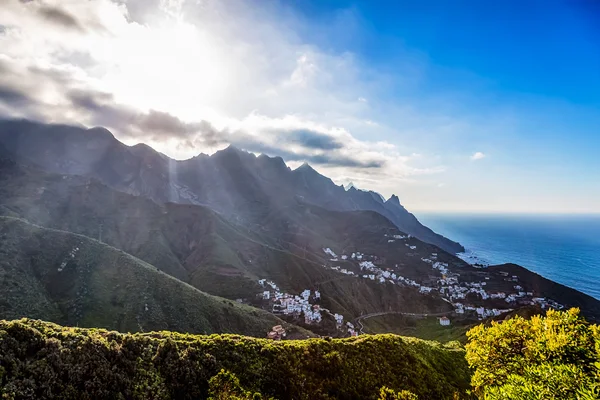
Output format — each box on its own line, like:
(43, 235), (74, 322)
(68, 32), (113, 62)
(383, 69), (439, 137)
(320, 235), (565, 322)
(257, 233), (565, 339)
(257, 278), (358, 338)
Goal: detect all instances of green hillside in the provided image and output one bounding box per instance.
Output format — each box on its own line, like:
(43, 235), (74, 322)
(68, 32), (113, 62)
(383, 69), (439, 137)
(0, 161), (452, 323)
(0, 318), (471, 400)
(0, 217), (308, 337)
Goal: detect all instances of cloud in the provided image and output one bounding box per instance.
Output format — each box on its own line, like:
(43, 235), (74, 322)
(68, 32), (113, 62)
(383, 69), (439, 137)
(36, 4), (85, 31)
(0, 85), (33, 107)
(470, 151), (486, 161)
(0, 0), (454, 197)
(285, 129), (343, 150)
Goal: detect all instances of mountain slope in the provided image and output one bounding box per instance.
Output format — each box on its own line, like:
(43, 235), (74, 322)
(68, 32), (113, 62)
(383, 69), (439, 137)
(0, 160), (454, 324)
(0, 216), (308, 337)
(0, 119), (463, 253)
(3, 157), (599, 329)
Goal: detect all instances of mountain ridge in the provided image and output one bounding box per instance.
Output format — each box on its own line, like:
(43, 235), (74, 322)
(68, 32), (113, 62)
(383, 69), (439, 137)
(0, 158), (455, 326)
(0, 118), (464, 253)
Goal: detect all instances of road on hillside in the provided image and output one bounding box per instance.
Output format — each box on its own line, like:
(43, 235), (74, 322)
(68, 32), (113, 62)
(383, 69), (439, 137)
(354, 311), (452, 334)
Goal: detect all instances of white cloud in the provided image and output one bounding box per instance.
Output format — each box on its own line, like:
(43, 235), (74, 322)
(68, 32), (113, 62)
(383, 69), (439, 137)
(470, 151), (486, 161)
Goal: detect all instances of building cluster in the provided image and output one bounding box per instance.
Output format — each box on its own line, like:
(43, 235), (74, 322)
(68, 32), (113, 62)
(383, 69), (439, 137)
(267, 325), (286, 340)
(257, 278), (357, 336)
(320, 249), (437, 291)
(385, 234), (410, 242)
(346, 321), (358, 337)
(319, 242), (566, 322)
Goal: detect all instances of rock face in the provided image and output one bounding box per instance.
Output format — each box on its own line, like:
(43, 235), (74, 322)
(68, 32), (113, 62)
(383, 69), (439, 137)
(0, 119), (463, 253)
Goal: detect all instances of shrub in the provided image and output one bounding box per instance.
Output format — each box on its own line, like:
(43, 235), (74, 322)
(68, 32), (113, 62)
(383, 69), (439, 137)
(466, 308), (600, 399)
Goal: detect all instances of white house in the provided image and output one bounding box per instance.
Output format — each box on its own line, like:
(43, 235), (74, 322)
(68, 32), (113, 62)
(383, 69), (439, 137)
(439, 317), (451, 326)
(334, 313), (344, 325)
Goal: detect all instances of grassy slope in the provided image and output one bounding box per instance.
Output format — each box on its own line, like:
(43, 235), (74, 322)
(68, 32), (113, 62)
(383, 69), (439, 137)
(0, 217), (310, 337)
(0, 318), (471, 400)
(362, 315), (474, 344)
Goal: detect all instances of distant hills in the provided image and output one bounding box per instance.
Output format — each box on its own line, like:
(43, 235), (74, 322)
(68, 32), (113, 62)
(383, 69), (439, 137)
(0, 119), (463, 253)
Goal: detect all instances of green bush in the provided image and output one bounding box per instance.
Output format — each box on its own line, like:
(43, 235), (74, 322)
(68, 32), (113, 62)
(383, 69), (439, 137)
(0, 319), (470, 399)
(466, 308), (600, 399)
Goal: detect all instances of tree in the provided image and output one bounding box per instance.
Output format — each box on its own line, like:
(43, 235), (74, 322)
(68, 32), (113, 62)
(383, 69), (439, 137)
(208, 369), (265, 400)
(378, 386), (419, 399)
(466, 308), (600, 399)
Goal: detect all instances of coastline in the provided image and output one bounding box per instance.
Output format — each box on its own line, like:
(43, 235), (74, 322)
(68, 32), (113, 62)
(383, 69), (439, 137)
(420, 212), (600, 301)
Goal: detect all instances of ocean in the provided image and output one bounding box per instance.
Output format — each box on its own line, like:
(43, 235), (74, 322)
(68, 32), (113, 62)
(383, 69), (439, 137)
(415, 213), (600, 300)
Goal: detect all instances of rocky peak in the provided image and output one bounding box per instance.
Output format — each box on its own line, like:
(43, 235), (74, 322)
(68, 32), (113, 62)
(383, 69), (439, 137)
(386, 194), (401, 206)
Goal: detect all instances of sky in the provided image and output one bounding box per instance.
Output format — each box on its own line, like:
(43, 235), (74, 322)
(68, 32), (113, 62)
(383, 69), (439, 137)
(0, 0), (598, 213)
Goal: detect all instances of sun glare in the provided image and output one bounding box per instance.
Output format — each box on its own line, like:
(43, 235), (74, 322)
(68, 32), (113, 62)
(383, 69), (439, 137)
(96, 18), (230, 120)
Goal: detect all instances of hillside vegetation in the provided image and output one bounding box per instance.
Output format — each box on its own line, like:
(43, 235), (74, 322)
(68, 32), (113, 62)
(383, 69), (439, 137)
(0, 217), (306, 337)
(0, 319), (470, 400)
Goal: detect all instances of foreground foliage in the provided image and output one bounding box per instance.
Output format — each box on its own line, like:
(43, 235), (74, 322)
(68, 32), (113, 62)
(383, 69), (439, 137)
(0, 319), (469, 399)
(466, 308), (600, 399)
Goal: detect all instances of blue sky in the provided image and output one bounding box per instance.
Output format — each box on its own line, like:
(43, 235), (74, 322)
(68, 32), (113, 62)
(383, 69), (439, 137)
(1, 0), (598, 213)
(279, 0), (600, 212)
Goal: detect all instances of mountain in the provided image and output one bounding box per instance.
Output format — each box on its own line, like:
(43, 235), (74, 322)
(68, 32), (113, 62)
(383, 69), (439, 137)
(0, 216), (310, 337)
(2, 118), (600, 340)
(0, 159), (454, 326)
(0, 119), (463, 253)
(2, 157), (599, 334)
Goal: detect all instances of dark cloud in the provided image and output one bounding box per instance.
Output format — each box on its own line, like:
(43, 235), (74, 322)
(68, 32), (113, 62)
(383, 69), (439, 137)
(28, 64), (79, 85)
(137, 110), (196, 136)
(0, 83), (44, 121)
(232, 135), (383, 169)
(69, 89), (114, 111)
(285, 129), (343, 150)
(37, 4), (85, 31)
(194, 120), (228, 147)
(0, 70), (381, 169)
(67, 90), (369, 167)
(68, 89), (135, 129)
(0, 86), (33, 106)
(307, 154), (384, 168)
(66, 89), (226, 147)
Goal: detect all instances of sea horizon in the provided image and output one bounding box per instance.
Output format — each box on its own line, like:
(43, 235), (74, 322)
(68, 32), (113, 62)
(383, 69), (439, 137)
(416, 212), (600, 301)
